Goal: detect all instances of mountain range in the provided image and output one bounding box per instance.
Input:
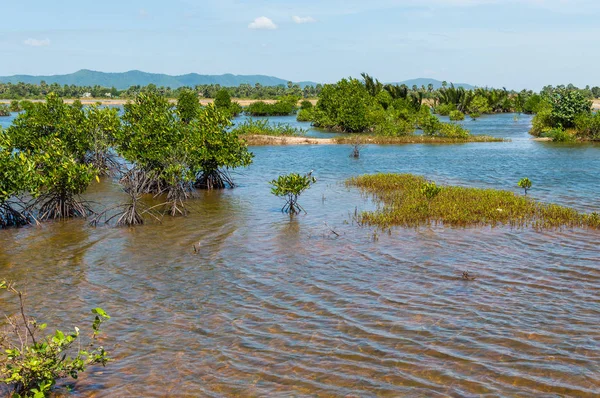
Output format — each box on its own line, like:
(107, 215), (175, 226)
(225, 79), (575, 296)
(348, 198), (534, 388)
(0, 70), (318, 90)
(0, 70), (475, 91)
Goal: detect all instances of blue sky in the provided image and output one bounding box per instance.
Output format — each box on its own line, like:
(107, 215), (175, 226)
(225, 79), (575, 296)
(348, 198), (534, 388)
(1, 0), (599, 90)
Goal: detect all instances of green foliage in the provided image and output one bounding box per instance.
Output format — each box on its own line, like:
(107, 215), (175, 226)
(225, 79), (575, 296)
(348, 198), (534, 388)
(296, 107), (314, 122)
(118, 92), (181, 174)
(574, 112), (600, 140)
(213, 89), (242, 117)
(7, 93), (90, 158)
(348, 174), (600, 229)
(523, 94), (543, 114)
(421, 181), (442, 200)
(214, 89), (232, 109)
(186, 104), (254, 190)
(467, 95), (491, 115)
(518, 177), (532, 195)
(439, 123), (470, 139)
(312, 78), (375, 132)
(448, 110), (465, 121)
(245, 98), (297, 116)
(546, 89), (592, 128)
(0, 136), (40, 227)
(270, 172), (316, 214)
(0, 281), (110, 397)
(435, 103), (456, 116)
(232, 118), (306, 136)
(542, 128), (574, 142)
(530, 89), (593, 138)
(300, 100), (313, 110)
(176, 89), (200, 123)
(0, 104), (10, 116)
(4, 94), (105, 220)
(9, 100), (22, 112)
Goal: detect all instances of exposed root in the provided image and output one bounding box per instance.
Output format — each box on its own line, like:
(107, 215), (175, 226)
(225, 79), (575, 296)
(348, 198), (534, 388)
(0, 201), (37, 228)
(36, 194), (94, 221)
(195, 168), (235, 190)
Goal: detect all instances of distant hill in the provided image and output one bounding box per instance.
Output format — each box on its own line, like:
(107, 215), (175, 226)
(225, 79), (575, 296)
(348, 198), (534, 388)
(391, 78), (475, 90)
(0, 70), (319, 90)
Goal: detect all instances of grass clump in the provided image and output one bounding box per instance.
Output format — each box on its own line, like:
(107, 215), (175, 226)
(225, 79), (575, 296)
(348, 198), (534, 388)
(232, 118), (306, 136)
(347, 173), (600, 230)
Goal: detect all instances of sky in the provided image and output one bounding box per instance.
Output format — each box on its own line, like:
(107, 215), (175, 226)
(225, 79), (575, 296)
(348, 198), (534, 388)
(1, 0), (599, 90)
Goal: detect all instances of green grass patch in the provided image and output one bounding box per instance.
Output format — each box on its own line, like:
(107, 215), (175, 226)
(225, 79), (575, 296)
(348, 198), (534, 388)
(232, 118), (306, 137)
(347, 173), (600, 229)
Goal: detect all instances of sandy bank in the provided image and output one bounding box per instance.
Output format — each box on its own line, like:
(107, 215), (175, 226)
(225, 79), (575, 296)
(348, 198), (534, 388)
(593, 99), (600, 110)
(243, 135), (334, 146)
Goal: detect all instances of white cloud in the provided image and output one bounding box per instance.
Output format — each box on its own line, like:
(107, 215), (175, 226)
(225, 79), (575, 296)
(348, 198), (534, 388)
(292, 16), (316, 24)
(248, 16), (277, 30)
(24, 38), (50, 47)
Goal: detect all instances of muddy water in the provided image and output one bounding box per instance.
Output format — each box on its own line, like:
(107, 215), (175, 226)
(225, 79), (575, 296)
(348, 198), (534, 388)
(1, 114), (600, 396)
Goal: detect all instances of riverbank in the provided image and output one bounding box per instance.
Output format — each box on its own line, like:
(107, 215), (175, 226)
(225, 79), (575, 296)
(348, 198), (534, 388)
(243, 134), (506, 146)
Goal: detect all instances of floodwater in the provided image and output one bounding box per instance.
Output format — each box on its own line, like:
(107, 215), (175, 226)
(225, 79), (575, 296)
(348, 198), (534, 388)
(1, 113), (600, 396)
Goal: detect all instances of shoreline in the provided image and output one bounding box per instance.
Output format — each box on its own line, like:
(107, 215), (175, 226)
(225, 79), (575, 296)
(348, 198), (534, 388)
(0, 98), (318, 106)
(2, 98), (597, 109)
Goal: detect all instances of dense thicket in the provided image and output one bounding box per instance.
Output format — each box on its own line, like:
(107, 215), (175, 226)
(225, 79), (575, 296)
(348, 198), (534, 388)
(299, 74), (472, 139)
(529, 87), (598, 141)
(0, 91), (253, 227)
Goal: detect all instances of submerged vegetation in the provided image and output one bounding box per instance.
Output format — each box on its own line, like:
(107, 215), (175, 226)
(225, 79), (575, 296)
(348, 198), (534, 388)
(0, 280), (110, 397)
(347, 173), (600, 230)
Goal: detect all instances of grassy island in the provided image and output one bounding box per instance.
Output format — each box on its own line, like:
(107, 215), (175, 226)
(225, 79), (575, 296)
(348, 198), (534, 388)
(347, 173), (600, 229)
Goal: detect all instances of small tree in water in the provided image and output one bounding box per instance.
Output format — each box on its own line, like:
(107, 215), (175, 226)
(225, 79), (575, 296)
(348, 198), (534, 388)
(518, 177), (532, 195)
(270, 172), (316, 214)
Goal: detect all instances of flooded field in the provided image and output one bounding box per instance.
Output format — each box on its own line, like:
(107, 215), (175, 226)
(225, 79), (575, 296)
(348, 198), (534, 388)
(1, 113), (599, 396)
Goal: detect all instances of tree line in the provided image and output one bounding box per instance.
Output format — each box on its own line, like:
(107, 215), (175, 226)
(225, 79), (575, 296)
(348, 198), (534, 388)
(2, 79), (598, 102)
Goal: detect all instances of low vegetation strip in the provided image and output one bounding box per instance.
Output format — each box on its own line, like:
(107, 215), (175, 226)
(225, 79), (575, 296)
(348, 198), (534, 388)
(334, 135), (505, 144)
(347, 173), (600, 229)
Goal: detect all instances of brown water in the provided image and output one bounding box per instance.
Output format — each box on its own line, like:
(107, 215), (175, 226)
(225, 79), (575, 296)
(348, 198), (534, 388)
(1, 115), (600, 396)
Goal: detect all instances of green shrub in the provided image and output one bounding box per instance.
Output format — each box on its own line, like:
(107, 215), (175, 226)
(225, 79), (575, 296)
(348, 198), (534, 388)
(312, 78), (376, 132)
(574, 112), (600, 140)
(467, 95), (491, 115)
(542, 128), (574, 142)
(270, 172), (316, 214)
(434, 103), (456, 116)
(439, 123), (470, 139)
(419, 113), (443, 136)
(300, 100), (313, 110)
(0, 280), (110, 397)
(214, 89), (232, 109)
(296, 107), (314, 122)
(9, 100), (22, 112)
(449, 110), (465, 121)
(0, 104), (10, 116)
(518, 177), (532, 195)
(232, 118), (305, 136)
(245, 99), (297, 116)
